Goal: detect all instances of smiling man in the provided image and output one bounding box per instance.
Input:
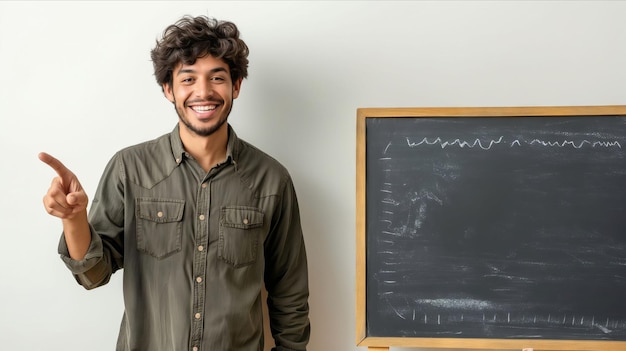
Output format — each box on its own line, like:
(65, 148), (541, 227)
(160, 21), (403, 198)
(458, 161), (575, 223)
(39, 15), (310, 351)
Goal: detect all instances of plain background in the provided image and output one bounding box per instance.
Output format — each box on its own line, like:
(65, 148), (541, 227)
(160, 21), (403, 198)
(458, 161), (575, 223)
(1, 1), (625, 350)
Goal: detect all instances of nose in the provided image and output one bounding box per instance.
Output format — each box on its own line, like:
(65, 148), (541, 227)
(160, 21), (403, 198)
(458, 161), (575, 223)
(195, 79), (214, 99)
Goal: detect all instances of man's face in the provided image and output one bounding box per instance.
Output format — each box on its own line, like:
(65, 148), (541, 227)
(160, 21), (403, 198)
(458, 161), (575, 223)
(163, 55), (242, 137)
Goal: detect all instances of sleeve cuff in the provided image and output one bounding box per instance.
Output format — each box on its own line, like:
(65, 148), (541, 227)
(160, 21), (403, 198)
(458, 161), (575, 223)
(57, 225), (104, 274)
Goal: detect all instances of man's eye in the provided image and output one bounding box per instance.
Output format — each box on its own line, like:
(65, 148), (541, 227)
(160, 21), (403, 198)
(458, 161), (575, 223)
(182, 77), (194, 83)
(211, 77), (225, 81)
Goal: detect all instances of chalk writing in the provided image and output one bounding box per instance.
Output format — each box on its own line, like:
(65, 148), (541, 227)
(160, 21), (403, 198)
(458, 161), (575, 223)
(404, 137), (622, 150)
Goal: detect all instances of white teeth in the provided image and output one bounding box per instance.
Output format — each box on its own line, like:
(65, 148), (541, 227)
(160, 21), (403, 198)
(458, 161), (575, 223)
(192, 105), (216, 112)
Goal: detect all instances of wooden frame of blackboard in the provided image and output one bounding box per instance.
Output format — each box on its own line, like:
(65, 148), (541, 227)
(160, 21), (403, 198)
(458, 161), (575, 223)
(356, 105), (626, 351)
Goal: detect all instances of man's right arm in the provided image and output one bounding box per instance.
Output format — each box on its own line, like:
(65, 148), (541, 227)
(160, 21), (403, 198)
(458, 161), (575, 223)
(40, 152), (123, 289)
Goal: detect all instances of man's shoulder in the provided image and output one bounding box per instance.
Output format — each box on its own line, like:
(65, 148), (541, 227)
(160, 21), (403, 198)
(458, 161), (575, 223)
(237, 138), (290, 176)
(233, 137), (298, 195)
(108, 131), (177, 187)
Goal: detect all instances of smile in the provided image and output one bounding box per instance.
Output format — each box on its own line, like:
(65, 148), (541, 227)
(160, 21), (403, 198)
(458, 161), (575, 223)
(191, 105), (217, 112)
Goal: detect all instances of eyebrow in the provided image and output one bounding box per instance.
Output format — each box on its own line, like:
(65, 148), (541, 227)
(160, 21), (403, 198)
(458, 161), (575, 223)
(176, 67), (228, 76)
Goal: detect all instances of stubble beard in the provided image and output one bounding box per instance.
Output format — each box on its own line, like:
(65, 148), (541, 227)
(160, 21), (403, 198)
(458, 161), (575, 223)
(175, 98), (233, 137)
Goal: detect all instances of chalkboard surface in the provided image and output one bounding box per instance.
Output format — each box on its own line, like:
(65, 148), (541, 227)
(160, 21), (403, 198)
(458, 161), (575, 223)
(356, 106), (626, 350)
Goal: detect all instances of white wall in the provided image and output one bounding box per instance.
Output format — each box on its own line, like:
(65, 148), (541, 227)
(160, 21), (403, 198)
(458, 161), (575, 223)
(1, 1), (624, 350)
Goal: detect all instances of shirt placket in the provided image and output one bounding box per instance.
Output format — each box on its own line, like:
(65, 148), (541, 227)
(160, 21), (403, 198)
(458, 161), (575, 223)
(190, 177), (211, 351)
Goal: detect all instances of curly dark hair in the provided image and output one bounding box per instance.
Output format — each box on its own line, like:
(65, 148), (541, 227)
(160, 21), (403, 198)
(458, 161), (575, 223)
(150, 15), (249, 88)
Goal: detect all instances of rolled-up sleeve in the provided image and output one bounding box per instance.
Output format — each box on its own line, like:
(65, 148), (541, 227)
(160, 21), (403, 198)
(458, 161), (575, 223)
(58, 227), (109, 289)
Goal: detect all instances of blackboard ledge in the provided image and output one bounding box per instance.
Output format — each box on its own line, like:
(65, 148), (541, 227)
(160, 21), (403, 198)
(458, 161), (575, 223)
(357, 336), (626, 350)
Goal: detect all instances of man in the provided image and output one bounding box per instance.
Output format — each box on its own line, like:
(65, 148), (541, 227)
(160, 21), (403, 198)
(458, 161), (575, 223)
(40, 15), (310, 351)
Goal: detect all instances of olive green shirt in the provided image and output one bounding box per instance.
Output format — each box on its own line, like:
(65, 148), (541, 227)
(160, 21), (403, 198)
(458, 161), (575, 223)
(58, 125), (310, 351)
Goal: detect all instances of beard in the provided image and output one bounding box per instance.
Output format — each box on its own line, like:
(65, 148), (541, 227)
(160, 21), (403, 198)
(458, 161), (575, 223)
(174, 98), (233, 137)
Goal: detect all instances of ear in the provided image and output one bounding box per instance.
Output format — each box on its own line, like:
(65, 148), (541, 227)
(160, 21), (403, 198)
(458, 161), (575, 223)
(232, 78), (242, 99)
(162, 83), (175, 103)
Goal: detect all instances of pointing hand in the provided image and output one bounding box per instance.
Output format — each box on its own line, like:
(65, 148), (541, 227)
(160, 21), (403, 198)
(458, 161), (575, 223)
(39, 152), (89, 220)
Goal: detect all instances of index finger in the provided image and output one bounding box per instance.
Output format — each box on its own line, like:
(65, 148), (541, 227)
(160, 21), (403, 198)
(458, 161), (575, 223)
(38, 152), (72, 177)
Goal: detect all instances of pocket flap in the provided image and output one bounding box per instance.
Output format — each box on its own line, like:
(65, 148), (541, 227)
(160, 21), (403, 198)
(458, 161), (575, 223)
(136, 198), (185, 223)
(221, 206), (264, 229)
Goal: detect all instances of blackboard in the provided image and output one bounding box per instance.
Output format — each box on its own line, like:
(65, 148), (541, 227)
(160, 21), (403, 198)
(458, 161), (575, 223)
(356, 106), (626, 351)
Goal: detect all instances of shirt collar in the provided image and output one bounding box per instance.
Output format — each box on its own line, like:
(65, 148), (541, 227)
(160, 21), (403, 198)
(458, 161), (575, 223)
(169, 124), (187, 166)
(169, 123), (242, 166)
(226, 124), (241, 164)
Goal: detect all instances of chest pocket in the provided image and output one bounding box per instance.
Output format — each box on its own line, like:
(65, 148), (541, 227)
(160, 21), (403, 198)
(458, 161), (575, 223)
(219, 206), (264, 267)
(136, 198), (185, 259)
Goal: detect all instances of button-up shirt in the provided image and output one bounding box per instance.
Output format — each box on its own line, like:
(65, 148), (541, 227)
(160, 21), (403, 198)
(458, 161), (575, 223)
(58, 125), (310, 351)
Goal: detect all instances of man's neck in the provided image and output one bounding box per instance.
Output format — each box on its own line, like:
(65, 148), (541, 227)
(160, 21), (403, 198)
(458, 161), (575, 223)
(179, 124), (228, 173)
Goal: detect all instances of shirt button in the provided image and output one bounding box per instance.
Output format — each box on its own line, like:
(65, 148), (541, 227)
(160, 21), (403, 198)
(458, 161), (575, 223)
(196, 276), (203, 283)
(195, 313), (201, 319)
(192, 347), (198, 351)
(198, 214), (205, 221)
(243, 218), (249, 225)
(157, 211), (164, 218)
(197, 245), (204, 252)
(201, 183), (207, 188)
